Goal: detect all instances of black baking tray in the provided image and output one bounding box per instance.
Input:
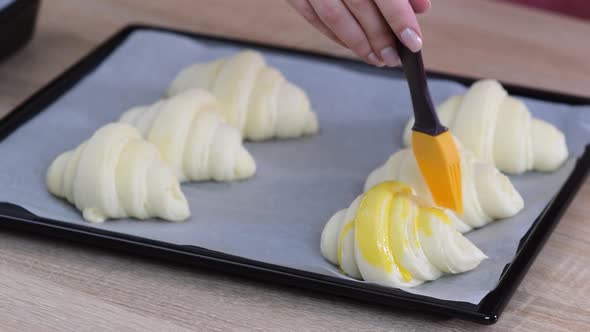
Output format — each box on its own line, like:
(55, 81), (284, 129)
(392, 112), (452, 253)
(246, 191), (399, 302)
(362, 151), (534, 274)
(0, 0), (40, 62)
(0, 24), (588, 325)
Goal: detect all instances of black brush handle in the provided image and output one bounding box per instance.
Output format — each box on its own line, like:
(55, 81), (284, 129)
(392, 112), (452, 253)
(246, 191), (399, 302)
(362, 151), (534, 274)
(396, 39), (446, 136)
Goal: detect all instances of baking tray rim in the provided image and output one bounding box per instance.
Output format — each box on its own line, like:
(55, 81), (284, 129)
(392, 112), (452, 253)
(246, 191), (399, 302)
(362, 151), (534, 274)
(0, 24), (588, 325)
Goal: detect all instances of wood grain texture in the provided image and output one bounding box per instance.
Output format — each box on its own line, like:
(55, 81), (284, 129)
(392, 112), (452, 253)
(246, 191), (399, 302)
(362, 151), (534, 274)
(0, 0), (588, 330)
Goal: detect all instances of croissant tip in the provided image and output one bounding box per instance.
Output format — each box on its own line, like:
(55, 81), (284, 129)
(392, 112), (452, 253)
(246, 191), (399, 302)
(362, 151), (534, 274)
(305, 111), (320, 135)
(157, 185), (191, 222)
(235, 147), (257, 179)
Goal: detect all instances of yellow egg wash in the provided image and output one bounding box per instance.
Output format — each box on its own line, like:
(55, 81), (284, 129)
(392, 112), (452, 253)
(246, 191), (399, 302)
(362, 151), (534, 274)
(417, 207), (451, 237)
(417, 209), (433, 236)
(403, 235), (411, 249)
(411, 212), (422, 248)
(403, 194), (425, 248)
(337, 220), (354, 267)
(388, 193), (415, 282)
(355, 181), (413, 280)
(429, 208), (452, 225)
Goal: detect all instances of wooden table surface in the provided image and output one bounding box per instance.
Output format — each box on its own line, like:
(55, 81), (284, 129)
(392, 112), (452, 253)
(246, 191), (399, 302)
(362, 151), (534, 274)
(0, 0), (589, 331)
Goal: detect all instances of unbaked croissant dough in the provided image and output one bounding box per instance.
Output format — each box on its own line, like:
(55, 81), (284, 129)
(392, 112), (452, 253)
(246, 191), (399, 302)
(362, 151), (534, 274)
(167, 50), (319, 141)
(321, 181), (486, 287)
(403, 79), (568, 174)
(47, 123), (190, 223)
(120, 89), (256, 183)
(365, 143), (524, 230)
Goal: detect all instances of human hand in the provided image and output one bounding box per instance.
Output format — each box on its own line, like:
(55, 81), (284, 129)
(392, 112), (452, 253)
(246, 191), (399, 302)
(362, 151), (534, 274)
(287, 0), (431, 67)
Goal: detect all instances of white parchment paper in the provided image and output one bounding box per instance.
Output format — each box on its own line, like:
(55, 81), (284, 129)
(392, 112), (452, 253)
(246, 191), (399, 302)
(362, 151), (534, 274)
(0, 30), (588, 304)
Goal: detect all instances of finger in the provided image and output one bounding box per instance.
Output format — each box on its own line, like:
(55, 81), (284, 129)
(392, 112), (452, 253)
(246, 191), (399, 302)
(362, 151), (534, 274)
(343, 0), (399, 67)
(309, 0), (382, 66)
(374, 0), (423, 53)
(410, 0), (431, 14)
(286, 0), (348, 47)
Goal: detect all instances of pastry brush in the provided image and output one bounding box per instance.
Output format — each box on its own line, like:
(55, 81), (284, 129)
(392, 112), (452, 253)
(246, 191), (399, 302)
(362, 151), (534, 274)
(396, 40), (463, 213)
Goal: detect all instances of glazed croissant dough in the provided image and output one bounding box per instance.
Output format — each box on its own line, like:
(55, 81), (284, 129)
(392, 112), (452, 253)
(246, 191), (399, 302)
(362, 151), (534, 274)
(321, 181), (486, 287)
(120, 89), (256, 183)
(403, 79), (568, 174)
(47, 123), (190, 223)
(365, 142), (524, 231)
(167, 50), (319, 141)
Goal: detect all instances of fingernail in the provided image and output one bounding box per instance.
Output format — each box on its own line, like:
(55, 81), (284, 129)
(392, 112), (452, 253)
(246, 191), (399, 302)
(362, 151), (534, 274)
(400, 28), (423, 53)
(367, 52), (384, 67)
(380, 47), (400, 67)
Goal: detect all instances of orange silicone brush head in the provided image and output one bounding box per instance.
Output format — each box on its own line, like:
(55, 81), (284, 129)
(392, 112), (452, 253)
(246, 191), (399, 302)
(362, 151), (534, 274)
(412, 130), (463, 214)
